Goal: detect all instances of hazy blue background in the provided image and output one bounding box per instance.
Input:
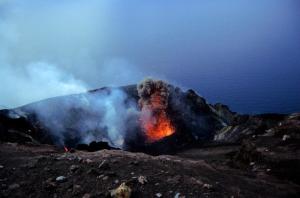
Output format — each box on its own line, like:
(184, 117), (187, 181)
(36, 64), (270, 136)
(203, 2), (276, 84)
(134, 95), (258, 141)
(0, 0), (300, 113)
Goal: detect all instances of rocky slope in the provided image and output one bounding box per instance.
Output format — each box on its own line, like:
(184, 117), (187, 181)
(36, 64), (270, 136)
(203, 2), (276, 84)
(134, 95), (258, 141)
(0, 142), (299, 198)
(0, 84), (226, 154)
(0, 83), (300, 197)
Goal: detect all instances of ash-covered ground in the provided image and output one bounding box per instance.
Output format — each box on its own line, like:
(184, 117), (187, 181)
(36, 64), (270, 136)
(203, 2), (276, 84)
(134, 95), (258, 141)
(0, 80), (300, 197)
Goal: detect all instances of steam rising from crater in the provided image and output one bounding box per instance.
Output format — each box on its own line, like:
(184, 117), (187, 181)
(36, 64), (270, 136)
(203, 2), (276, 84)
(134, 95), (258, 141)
(23, 88), (139, 149)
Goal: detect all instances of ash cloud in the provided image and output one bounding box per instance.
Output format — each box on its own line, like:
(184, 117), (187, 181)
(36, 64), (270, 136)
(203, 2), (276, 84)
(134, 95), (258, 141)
(137, 78), (170, 111)
(137, 78), (175, 142)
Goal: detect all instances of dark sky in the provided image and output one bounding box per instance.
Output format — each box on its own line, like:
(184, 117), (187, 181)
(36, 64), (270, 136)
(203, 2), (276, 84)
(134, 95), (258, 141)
(0, 0), (300, 113)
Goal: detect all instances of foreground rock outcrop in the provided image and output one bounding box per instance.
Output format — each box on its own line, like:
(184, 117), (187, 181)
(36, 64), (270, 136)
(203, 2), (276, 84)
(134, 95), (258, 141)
(0, 142), (299, 198)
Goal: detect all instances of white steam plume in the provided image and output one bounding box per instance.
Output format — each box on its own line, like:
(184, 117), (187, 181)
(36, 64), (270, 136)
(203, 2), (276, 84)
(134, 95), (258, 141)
(23, 88), (139, 148)
(0, 61), (88, 108)
(0, 1), (145, 108)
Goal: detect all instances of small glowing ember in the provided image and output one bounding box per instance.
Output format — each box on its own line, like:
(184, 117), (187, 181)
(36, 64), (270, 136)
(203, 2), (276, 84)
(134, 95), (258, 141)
(64, 146), (69, 152)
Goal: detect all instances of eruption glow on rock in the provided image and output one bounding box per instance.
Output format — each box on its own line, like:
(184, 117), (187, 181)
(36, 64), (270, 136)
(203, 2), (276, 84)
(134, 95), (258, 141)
(137, 79), (175, 142)
(141, 110), (174, 142)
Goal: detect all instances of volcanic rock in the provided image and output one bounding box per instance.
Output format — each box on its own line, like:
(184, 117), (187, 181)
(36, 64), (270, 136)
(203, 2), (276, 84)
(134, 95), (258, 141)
(82, 193), (91, 198)
(44, 178), (57, 190)
(1, 142), (299, 197)
(214, 114), (287, 143)
(114, 179), (120, 184)
(87, 168), (99, 175)
(212, 103), (236, 125)
(8, 183), (20, 190)
(56, 176), (67, 183)
(70, 164), (80, 172)
(85, 159), (93, 164)
(203, 183), (213, 189)
(174, 192), (185, 198)
(282, 134), (290, 141)
(98, 160), (110, 170)
(102, 176), (109, 181)
(110, 182), (132, 198)
(76, 141), (115, 152)
(138, 176), (147, 185)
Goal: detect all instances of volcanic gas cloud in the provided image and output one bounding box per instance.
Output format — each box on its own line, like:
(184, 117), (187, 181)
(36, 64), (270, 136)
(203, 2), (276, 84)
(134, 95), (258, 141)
(137, 79), (175, 142)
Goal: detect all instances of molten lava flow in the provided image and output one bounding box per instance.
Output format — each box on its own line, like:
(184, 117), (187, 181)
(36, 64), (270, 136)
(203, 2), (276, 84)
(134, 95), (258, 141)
(142, 111), (174, 142)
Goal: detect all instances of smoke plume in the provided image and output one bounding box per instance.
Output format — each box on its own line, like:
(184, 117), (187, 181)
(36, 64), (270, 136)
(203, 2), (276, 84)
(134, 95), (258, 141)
(137, 78), (174, 142)
(22, 88), (139, 149)
(0, 1), (145, 108)
(0, 62), (88, 108)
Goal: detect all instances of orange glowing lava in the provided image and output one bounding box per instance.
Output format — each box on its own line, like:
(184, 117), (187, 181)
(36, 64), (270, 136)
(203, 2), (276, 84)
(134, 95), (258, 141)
(142, 111), (175, 142)
(138, 79), (175, 142)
